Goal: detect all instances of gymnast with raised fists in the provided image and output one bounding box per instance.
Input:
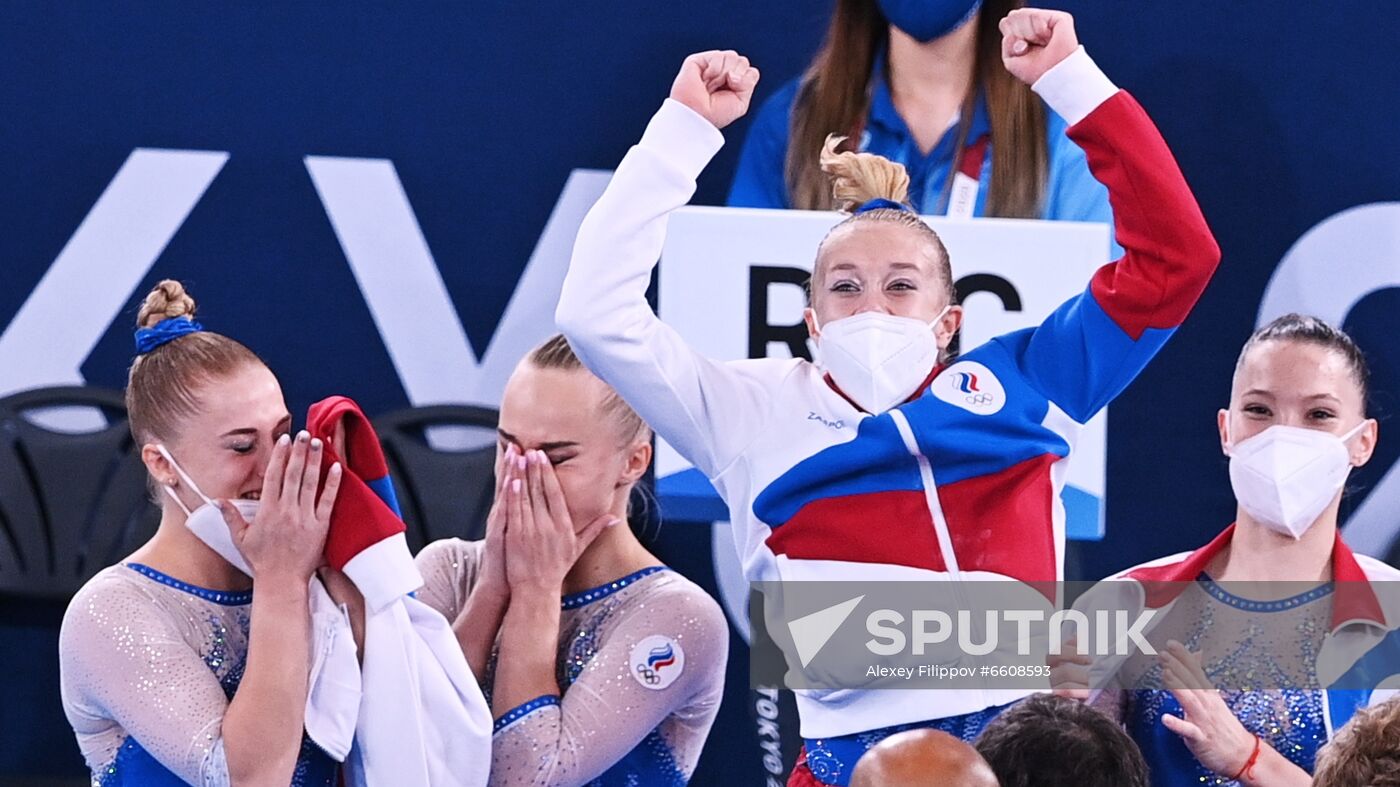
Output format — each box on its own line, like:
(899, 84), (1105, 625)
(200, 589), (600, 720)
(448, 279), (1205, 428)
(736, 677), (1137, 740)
(558, 7), (1220, 786)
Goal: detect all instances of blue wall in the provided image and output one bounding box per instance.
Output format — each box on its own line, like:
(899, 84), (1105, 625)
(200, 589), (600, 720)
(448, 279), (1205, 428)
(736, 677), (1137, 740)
(3, 2), (1399, 782)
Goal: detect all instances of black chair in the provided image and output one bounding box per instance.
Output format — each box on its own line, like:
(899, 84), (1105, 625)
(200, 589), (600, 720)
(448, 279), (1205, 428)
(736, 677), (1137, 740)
(372, 404), (499, 553)
(0, 387), (158, 599)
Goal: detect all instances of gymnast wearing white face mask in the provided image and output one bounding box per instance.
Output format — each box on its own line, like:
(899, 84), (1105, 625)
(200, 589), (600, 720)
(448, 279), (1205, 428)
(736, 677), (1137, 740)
(1051, 314), (1400, 787)
(557, 9), (1222, 785)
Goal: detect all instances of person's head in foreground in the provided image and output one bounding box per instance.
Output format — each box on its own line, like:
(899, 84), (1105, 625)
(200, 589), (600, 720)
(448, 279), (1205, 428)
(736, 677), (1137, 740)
(850, 728), (999, 787)
(1312, 696), (1400, 787)
(974, 693), (1149, 787)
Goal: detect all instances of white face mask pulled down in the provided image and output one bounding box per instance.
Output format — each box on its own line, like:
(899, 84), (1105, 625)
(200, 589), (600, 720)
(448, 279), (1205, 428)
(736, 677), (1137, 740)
(1225, 420), (1368, 540)
(814, 307), (949, 414)
(157, 445), (256, 576)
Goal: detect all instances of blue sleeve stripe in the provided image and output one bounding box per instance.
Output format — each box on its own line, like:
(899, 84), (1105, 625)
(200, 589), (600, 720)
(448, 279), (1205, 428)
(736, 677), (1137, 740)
(365, 475), (402, 518)
(493, 694), (560, 734)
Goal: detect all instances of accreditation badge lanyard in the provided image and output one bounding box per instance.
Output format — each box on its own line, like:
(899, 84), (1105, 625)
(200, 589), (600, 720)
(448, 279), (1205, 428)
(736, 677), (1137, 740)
(845, 109), (988, 218)
(945, 134), (989, 219)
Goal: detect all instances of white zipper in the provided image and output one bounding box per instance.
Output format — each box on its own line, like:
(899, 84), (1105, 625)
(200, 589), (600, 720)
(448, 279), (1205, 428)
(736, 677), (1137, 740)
(890, 408), (1003, 708)
(888, 410), (960, 578)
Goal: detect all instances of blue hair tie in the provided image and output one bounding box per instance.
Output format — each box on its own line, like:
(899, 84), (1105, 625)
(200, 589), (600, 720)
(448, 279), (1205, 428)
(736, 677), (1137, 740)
(134, 317), (204, 354)
(853, 198), (911, 215)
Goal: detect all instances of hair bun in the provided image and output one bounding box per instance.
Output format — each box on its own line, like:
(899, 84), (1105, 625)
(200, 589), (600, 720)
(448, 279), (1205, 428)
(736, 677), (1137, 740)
(136, 280), (198, 330)
(820, 134), (912, 213)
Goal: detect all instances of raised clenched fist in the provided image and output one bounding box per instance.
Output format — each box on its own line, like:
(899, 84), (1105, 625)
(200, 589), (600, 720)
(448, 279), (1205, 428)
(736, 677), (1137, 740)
(999, 8), (1080, 86)
(669, 50), (760, 130)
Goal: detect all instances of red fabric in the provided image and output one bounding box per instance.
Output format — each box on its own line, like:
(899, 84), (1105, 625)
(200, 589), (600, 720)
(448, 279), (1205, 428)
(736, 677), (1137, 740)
(306, 395), (405, 571)
(308, 395), (390, 479)
(1069, 91), (1222, 340)
(1331, 537), (1389, 628)
(788, 747), (833, 787)
(765, 490), (945, 573)
(1125, 523), (1386, 629)
(957, 136), (989, 179)
(935, 453), (1059, 594)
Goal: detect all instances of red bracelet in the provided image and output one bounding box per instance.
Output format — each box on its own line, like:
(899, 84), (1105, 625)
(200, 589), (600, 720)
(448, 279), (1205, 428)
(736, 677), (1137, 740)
(1229, 733), (1262, 782)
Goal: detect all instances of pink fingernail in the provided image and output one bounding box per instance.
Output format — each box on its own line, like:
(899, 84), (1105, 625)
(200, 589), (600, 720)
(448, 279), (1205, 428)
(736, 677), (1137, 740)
(511, 479), (522, 493)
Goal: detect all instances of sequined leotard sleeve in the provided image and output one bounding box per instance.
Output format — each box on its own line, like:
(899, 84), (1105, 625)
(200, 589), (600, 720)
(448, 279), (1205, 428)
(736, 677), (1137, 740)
(416, 538), (728, 787)
(60, 566), (243, 786)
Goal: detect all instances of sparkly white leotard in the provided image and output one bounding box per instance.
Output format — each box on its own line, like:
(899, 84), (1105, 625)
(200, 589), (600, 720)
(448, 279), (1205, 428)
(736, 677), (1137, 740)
(415, 539), (728, 787)
(59, 564), (336, 786)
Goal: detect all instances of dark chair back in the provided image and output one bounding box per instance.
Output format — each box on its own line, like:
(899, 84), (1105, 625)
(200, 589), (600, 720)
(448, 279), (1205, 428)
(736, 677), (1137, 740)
(0, 387), (157, 599)
(372, 404), (499, 553)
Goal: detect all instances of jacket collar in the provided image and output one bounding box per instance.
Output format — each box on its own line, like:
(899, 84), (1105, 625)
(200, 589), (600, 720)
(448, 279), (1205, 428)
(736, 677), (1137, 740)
(1124, 523), (1386, 631)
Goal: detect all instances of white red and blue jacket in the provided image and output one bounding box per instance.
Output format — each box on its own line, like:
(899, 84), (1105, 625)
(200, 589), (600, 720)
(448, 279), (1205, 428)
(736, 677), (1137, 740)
(557, 48), (1221, 738)
(1082, 525), (1400, 734)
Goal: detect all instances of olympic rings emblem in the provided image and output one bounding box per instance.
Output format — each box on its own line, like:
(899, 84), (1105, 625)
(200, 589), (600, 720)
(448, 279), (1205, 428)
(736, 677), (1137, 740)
(635, 664), (662, 685)
(965, 393), (995, 406)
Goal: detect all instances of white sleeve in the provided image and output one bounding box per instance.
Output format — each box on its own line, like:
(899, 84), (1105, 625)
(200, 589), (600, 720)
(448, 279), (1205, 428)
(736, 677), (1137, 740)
(304, 578), (362, 762)
(346, 598), (491, 787)
(557, 99), (792, 479)
(59, 580), (232, 786)
(489, 584), (727, 786)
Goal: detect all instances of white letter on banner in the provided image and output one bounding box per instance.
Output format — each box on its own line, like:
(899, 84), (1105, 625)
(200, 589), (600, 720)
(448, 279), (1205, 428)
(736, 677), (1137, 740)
(306, 158), (611, 408)
(0, 149), (228, 401)
(1259, 203), (1400, 558)
(304, 156), (478, 406)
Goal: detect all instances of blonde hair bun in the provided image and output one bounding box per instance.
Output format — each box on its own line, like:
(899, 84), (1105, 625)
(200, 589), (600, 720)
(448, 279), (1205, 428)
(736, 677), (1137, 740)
(136, 280), (198, 330)
(820, 134), (912, 213)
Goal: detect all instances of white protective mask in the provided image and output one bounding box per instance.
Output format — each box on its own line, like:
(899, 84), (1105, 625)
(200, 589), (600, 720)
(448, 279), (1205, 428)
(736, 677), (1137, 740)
(1226, 421), (1368, 540)
(815, 307), (949, 414)
(157, 445), (256, 576)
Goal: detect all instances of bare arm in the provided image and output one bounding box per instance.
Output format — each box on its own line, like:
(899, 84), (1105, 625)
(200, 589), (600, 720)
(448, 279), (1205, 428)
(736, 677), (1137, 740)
(454, 444), (516, 679)
(492, 449), (617, 718)
(1158, 641), (1311, 787)
(219, 431), (342, 784)
(492, 590), (564, 717)
(456, 580), (510, 684)
(222, 577), (313, 783)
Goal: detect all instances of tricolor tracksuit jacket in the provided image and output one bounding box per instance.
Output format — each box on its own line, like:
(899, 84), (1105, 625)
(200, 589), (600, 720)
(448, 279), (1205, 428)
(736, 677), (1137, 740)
(558, 48), (1221, 738)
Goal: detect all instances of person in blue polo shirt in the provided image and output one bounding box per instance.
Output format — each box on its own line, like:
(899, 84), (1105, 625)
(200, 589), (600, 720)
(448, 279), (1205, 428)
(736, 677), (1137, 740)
(729, 0), (1115, 237)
